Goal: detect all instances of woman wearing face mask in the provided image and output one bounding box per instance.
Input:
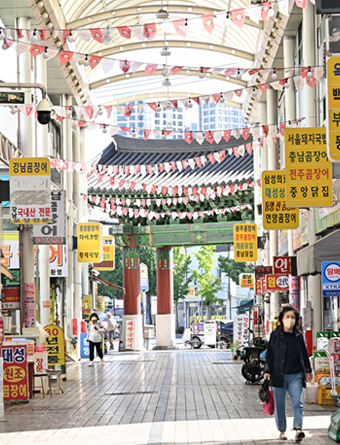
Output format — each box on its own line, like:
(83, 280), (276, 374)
(264, 306), (312, 443)
(87, 313), (105, 367)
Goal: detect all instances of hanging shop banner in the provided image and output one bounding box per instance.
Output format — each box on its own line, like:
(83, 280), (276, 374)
(140, 263), (149, 292)
(1, 232), (19, 269)
(327, 56), (340, 162)
(262, 170), (299, 229)
(255, 266), (273, 278)
(239, 273), (255, 288)
(266, 274), (290, 292)
(1, 287), (20, 310)
(273, 256), (292, 274)
(187, 287), (195, 298)
(0, 345), (29, 400)
(24, 283), (35, 328)
(289, 276), (300, 310)
(95, 296), (105, 312)
(43, 325), (66, 369)
(254, 266), (272, 295)
(93, 236), (115, 271)
(234, 223), (257, 262)
(77, 223), (103, 263)
(49, 245), (68, 277)
(82, 295), (92, 323)
(285, 128), (333, 207)
(33, 191), (66, 244)
(125, 319), (135, 350)
(10, 158), (51, 224)
(322, 261), (340, 297)
(233, 313), (250, 347)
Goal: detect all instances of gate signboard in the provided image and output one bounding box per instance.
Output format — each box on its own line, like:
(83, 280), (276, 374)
(10, 158), (51, 224)
(33, 191), (66, 244)
(322, 261), (340, 297)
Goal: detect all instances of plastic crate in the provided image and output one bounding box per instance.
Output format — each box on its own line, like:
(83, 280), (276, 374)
(318, 385), (339, 405)
(316, 373), (331, 384)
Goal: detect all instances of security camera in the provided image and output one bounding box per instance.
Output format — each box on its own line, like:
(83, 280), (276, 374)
(36, 98), (52, 125)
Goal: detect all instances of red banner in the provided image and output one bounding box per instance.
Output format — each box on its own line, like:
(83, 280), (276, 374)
(1, 345), (29, 400)
(273, 256), (292, 274)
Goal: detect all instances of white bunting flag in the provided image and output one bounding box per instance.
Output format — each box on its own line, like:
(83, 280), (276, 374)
(102, 58), (115, 74)
(77, 29), (92, 41)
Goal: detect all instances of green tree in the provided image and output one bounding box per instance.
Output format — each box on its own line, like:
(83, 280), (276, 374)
(217, 256), (253, 285)
(173, 247), (192, 328)
(191, 246), (223, 320)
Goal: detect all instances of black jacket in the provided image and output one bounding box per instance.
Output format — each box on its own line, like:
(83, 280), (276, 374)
(264, 325), (312, 388)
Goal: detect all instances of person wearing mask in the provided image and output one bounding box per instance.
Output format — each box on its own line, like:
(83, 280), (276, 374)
(87, 313), (105, 367)
(107, 313), (117, 350)
(264, 306), (312, 442)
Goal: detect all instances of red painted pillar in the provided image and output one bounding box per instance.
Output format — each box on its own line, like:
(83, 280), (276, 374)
(123, 238), (140, 315)
(156, 246), (173, 314)
(155, 247), (176, 349)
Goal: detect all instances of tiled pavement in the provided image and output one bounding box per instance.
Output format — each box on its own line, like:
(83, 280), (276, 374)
(0, 349), (338, 444)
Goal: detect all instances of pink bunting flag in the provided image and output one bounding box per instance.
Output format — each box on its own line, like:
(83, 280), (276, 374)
(233, 147), (240, 158)
(295, 0), (307, 8)
(144, 129), (151, 140)
(279, 124), (286, 137)
(242, 128), (250, 140)
(30, 45), (45, 56)
(173, 19), (188, 37)
(205, 132), (214, 144)
(219, 150), (226, 162)
(85, 106), (94, 119)
(105, 106), (113, 118)
(258, 83), (268, 92)
(120, 60), (131, 73)
(184, 132), (194, 144)
(148, 103), (158, 112)
(117, 26), (132, 39)
(89, 56), (102, 70)
(171, 66), (183, 75)
(234, 89), (243, 97)
(144, 23), (157, 41)
(212, 94), (221, 104)
(306, 75), (317, 88)
(59, 50), (74, 64)
(224, 68), (237, 77)
(223, 130), (232, 142)
(90, 29), (103, 43)
(207, 154), (215, 164)
(170, 100), (178, 110)
(202, 14), (214, 33)
(195, 157), (202, 168)
(261, 2), (272, 20)
(144, 64), (157, 76)
(232, 8), (246, 28)
(124, 104), (133, 117)
(246, 143), (253, 155)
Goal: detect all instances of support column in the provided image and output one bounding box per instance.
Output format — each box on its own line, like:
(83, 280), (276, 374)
(17, 17), (35, 331)
(154, 247), (176, 350)
(36, 51), (50, 327)
(267, 88), (280, 321)
(79, 127), (89, 297)
(122, 238), (143, 350)
(73, 126), (82, 352)
(303, 1), (321, 342)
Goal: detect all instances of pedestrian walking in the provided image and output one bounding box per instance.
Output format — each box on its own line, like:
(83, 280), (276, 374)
(264, 306), (312, 442)
(107, 313), (117, 350)
(87, 313), (105, 367)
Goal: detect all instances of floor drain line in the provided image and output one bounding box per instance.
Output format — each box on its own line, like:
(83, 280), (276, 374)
(105, 391), (157, 396)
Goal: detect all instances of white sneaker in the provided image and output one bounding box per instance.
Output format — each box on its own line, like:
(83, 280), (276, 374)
(89, 363), (93, 367)
(101, 359), (105, 366)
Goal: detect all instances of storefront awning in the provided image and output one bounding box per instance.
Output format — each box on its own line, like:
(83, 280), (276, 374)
(297, 228), (340, 276)
(91, 274), (125, 294)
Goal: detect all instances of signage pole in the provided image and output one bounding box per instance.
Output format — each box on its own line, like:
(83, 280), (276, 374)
(304, 1), (322, 341)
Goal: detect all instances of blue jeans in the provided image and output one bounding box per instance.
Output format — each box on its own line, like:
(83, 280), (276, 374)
(272, 372), (304, 432)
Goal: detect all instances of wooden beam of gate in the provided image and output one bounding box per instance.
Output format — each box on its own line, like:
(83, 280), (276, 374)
(88, 40), (255, 61)
(66, 6), (262, 30)
(100, 91), (242, 109)
(89, 70), (247, 90)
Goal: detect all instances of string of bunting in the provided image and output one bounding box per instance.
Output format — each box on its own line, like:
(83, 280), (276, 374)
(0, 0), (311, 60)
(2, 26), (323, 82)
(88, 199), (253, 221)
(83, 179), (256, 202)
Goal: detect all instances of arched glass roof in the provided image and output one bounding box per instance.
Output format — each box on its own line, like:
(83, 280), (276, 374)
(58, 0), (260, 105)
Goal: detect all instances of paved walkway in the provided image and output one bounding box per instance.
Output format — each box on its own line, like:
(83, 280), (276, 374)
(0, 350), (338, 444)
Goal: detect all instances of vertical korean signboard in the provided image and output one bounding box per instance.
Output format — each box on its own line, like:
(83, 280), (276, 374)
(262, 171), (299, 229)
(327, 56), (340, 162)
(77, 223), (103, 263)
(1, 345), (29, 400)
(234, 223), (257, 262)
(285, 128), (333, 207)
(44, 325), (65, 372)
(33, 191), (66, 244)
(125, 320), (135, 350)
(10, 158), (51, 224)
